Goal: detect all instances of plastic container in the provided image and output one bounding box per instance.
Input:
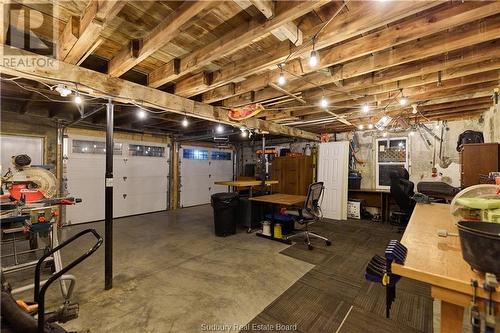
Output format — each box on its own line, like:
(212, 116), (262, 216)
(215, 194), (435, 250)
(450, 184), (500, 223)
(210, 193), (239, 236)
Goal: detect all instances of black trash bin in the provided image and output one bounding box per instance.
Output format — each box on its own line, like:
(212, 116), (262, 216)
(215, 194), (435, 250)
(211, 193), (239, 236)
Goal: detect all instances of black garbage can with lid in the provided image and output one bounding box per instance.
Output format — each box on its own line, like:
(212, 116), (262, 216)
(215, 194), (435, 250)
(210, 192), (239, 236)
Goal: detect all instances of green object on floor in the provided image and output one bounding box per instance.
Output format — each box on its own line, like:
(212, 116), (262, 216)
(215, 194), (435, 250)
(455, 198), (500, 210)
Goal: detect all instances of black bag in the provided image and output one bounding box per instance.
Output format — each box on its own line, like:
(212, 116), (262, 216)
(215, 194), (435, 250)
(456, 130), (484, 152)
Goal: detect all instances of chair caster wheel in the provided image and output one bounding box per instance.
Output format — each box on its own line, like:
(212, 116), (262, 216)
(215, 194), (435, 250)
(326, 240), (332, 246)
(307, 244), (313, 250)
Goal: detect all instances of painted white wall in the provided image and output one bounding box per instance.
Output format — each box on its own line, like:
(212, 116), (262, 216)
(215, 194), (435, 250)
(0, 134), (43, 170)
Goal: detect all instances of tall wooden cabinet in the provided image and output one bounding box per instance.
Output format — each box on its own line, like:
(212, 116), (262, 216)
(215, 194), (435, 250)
(460, 143), (500, 187)
(271, 156), (313, 195)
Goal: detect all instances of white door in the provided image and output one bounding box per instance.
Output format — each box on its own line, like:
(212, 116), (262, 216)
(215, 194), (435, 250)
(317, 141), (349, 220)
(180, 146), (210, 207)
(1, 134), (43, 169)
(65, 136), (169, 224)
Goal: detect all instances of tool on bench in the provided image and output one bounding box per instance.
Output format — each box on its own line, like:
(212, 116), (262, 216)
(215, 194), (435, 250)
(365, 240), (407, 318)
(470, 279), (481, 333)
(484, 273), (498, 333)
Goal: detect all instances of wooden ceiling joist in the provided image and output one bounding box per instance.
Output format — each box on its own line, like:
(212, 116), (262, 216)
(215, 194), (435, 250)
(58, 0), (125, 64)
(107, 1), (212, 77)
(148, 1), (327, 89)
(221, 9), (500, 107)
(1, 45), (318, 141)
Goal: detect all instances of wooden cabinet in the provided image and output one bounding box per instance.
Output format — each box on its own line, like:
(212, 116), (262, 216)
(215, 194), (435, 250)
(271, 156), (313, 195)
(460, 143), (500, 187)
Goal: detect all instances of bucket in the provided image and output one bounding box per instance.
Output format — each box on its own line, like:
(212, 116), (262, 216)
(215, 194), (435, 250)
(262, 221), (271, 236)
(274, 223), (282, 239)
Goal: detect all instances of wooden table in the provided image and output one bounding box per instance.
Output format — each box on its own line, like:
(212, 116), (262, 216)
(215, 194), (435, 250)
(214, 180), (278, 196)
(392, 203), (500, 333)
(348, 188), (391, 221)
(249, 193), (306, 206)
(249, 194), (306, 244)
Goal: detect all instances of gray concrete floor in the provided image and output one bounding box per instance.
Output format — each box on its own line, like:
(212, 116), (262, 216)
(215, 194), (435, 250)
(9, 205), (313, 332)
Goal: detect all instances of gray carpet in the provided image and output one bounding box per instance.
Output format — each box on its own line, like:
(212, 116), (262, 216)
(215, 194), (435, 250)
(241, 219), (433, 333)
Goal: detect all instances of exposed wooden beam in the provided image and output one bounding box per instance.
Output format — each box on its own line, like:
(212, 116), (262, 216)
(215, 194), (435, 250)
(148, 1), (326, 88)
(107, 1), (212, 77)
(269, 83), (306, 104)
(199, 0), (447, 102)
(1, 45), (318, 141)
(212, 2), (500, 105)
(59, 0), (126, 64)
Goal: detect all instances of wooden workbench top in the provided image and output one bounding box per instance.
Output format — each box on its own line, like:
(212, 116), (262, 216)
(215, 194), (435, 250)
(348, 188), (390, 193)
(249, 194), (306, 206)
(392, 203), (499, 301)
(214, 180), (278, 186)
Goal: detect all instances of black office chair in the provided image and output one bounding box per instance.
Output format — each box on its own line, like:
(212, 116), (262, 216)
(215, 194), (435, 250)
(285, 182), (332, 250)
(389, 168), (415, 230)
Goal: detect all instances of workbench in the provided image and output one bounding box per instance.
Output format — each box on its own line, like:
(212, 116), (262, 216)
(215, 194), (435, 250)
(348, 188), (391, 221)
(392, 203), (499, 333)
(214, 180), (278, 196)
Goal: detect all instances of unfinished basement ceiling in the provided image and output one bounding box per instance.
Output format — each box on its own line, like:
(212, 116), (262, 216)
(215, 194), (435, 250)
(1, 0), (499, 136)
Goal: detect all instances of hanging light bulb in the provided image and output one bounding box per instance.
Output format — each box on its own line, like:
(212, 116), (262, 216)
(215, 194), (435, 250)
(368, 124), (374, 129)
(320, 96), (328, 109)
(278, 72), (286, 86)
(74, 94), (82, 104)
(382, 131), (388, 137)
(358, 124), (364, 130)
(137, 109), (147, 119)
(309, 50), (318, 67)
(399, 97), (408, 106)
(216, 124), (224, 133)
(411, 104), (418, 114)
(182, 116), (189, 127)
(277, 64), (286, 86)
(362, 104), (370, 113)
(241, 129), (248, 138)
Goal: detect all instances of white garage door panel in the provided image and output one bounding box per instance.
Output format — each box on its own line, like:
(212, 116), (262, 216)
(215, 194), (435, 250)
(66, 136), (169, 224)
(180, 147), (233, 207)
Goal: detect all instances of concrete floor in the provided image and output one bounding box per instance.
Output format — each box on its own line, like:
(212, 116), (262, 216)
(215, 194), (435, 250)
(10, 205), (313, 332)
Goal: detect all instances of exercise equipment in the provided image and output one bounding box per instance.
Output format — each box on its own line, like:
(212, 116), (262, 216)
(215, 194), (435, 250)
(365, 240), (407, 318)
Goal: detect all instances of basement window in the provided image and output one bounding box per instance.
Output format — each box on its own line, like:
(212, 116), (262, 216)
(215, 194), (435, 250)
(375, 137), (408, 189)
(183, 148), (208, 160)
(211, 151), (231, 161)
(72, 140), (122, 155)
(129, 144), (165, 157)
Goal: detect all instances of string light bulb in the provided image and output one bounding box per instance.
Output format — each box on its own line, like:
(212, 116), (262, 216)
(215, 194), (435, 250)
(368, 124), (374, 129)
(277, 64), (286, 86)
(399, 89), (408, 106)
(137, 109), (147, 119)
(74, 94), (82, 104)
(309, 50), (318, 67)
(309, 37), (318, 67)
(241, 129), (248, 138)
(411, 104), (418, 114)
(182, 116), (189, 127)
(362, 104), (370, 113)
(358, 124), (364, 130)
(382, 131), (388, 137)
(320, 96), (328, 108)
